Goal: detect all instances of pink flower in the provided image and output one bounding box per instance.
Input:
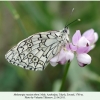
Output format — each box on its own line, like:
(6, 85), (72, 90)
(83, 29), (98, 51)
(50, 44), (74, 67)
(70, 29), (98, 67)
(50, 29), (98, 67)
(77, 53), (91, 67)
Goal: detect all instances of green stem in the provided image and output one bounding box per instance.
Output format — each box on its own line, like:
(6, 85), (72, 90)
(4, 1), (28, 37)
(59, 62), (70, 91)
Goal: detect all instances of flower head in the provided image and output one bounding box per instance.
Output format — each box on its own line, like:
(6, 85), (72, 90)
(70, 29), (98, 67)
(50, 44), (74, 66)
(50, 29), (98, 67)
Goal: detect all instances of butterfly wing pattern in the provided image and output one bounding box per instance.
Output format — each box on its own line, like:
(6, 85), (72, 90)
(5, 28), (69, 71)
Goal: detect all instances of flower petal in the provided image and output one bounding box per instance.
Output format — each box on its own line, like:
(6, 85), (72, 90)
(59, 58), (67, 65)
(58, 49), (68, 61)
(83, 29), (95, 44)
(72, 30), (81, 45)
(77, 53), (91, 67)
(67, 43), (77, 51)
(50, 61), (58, 67)
(77, 46), (90, 54)
(50, 47), (74, 66)
(78, 62), (87, 67)
(65, 51), (74, 61)
(50, 55), (59, 67)
(78, 36), (90, 47)
(94, 32), (98, 43)
(50, 48), (68, 66)
(87, 44), (95, 52)
(59, 50), (74, 64)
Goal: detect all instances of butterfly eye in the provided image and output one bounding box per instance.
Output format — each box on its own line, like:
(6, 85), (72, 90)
(33, 56), (39, 62)
(63, 29), (67, 33)
(27, 53), (33, 59)
(27, 39), (31, 43)
(27, 43), (33, 47)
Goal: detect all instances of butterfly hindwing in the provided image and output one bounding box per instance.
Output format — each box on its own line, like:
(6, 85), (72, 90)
(5, 31), (63, 71)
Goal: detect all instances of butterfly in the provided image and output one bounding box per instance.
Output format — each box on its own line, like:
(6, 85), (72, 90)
(5, 26), (70, 71)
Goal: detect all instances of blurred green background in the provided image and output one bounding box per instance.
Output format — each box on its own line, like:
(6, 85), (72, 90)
(0, 1), (100, 91)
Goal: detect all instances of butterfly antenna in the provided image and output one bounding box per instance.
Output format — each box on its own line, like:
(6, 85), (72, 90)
(65, 19), (81, 28)
(65, 8), (75, 27)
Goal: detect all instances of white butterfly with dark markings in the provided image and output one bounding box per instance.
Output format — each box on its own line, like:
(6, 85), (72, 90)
(5, 26), (70, 71)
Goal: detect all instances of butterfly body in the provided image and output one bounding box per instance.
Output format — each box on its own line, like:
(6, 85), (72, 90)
(5, 27), (69, 71)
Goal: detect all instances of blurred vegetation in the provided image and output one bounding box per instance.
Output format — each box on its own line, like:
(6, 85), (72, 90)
(0, 1), (100, 91)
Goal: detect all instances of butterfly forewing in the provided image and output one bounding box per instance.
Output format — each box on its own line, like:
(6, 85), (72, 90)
(5, 31), (64, 71)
